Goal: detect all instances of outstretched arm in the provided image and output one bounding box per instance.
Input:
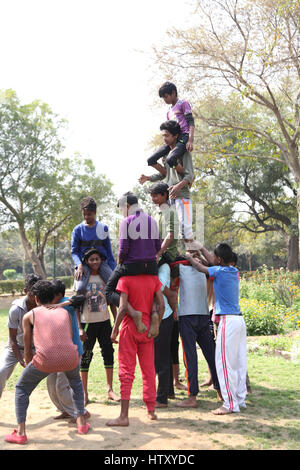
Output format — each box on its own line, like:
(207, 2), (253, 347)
(22, 311), (34, 365)
(199, 246), (215, 265)
(111, 292), (128, 343)
(154, 289), (165, 323)
(185, 253), (209, 275)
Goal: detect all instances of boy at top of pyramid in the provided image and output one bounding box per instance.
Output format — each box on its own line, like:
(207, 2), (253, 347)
(147, 81), (195, 170)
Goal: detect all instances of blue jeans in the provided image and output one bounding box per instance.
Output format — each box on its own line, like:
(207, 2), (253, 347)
(15, 362), (84, 423)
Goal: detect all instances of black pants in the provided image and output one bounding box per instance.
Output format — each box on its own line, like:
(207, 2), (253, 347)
(154, 314), (174, 404)
(170, 319), (180, 365)
(147, 133), (189, 168)
(104, 260), (158, 307)
(80, 320), (114, 371)
(179, 315), (220, 396)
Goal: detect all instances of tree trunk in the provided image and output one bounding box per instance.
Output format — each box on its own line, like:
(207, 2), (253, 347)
(287, 234), (299, 271)
(297, 187), (300, 270)
(18, 225), (46, 279)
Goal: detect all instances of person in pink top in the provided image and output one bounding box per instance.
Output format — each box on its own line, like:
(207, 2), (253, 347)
(4, 280), (90, 445)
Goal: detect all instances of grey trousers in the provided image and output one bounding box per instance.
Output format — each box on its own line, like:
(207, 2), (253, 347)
(15, 361), (85, 423)
(47, 371), (88, 419)
(0, 346), (32, 398)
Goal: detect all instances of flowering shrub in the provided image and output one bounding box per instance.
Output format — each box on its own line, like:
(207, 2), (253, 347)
(240, 267), (300, 335)
(240, 298), (285, 335)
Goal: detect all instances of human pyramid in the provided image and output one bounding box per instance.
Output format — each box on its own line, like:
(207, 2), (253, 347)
(1, 82), (248, 445)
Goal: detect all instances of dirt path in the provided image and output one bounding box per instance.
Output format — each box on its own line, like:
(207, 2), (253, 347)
(0, 389), (251, 451)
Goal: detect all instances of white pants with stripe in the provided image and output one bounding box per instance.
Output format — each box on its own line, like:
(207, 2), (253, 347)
(215, 315), (247, 412)
(171, 198), (193, 240)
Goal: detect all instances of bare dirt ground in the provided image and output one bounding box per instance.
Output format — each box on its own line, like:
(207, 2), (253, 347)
(0, 388), (252, 451)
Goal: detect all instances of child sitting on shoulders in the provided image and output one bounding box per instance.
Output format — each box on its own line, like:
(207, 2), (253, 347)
(147, 81), (195, 169)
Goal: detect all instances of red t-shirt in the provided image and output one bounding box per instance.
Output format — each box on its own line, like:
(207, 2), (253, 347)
(116, 275), (162, 328)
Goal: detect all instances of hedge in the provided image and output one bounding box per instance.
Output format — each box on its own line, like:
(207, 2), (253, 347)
(0, 276), (74, 295)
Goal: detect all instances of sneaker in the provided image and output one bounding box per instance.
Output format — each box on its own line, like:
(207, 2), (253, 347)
(4, 430), (28, 445)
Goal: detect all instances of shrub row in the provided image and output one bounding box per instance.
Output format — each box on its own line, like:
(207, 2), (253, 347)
(0, 276), (74, 295)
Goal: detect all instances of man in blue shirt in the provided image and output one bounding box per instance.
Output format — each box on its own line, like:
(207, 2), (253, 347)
(185, 243), (247, 415)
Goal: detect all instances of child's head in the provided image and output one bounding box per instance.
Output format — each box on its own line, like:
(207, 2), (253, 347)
(25, 274), (42, 295)
(80, 196), (97, 225)
(30, 280), (55, 305)
(25, 274), (42, 305)
(51, 279), (66, 302)
(213, 243), (233, 266)
(230, 252), (238, 267)
(117, 192), (139, 217)
(149, 182), (169, 206)
(158, 82), (177, 104)
(160, 120), (181, 147)
(84, 248), (102, 273)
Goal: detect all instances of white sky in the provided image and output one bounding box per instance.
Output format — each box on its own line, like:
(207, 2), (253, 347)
(0, 0), (194, 197)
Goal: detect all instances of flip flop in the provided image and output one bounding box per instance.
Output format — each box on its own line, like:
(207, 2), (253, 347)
(5, 430), (28, 445)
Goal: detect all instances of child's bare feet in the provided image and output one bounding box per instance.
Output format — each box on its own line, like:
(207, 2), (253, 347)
(200, 378), (213, 388)
(107, 389), (121, 402)
(147, 410), (157, 420)
(54, 411), (72, 420)
(217, 390), (223, 401)
(176, 397), (197, 408)
(155, 401), (168, 408)
(175, 381), (188, 391)
(106, 416), (129, 427)
(147, 312), (160, 338)
(132, 310), (147, 333)
(212, 406), (233, 415)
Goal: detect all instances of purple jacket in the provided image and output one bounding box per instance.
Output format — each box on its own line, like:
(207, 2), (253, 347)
(118, 209), (161, 264)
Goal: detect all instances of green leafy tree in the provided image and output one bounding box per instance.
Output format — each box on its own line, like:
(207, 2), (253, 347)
(0, 90), (115, 278)
(154, 0), (300, 257)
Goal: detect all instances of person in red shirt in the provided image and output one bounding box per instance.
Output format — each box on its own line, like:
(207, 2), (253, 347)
(106, 275), (164, 426)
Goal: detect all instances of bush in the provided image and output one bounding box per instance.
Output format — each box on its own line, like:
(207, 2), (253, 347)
(0, 276), (74, 295)
(240, 267), (300, 334)
(241, 298), (286, 335)
(0, 279), (25, 295)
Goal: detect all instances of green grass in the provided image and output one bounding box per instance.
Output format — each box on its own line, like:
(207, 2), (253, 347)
(1, 308), (300, 450)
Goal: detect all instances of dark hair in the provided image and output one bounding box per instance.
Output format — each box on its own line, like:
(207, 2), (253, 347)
(25, 274), (42, 293)
(214, 243), (233, 264)
(160, 120), (181, 137)
(158, 81), (177, 98)
(83, 248), (103, 263)
(80, 196), (97, 212)
(30, 280), (55, 304)
(51, 279), (66, 297)
(231, 252), (238, 266)
(149, 182), (169, 200)
(117, 191), (139, 208)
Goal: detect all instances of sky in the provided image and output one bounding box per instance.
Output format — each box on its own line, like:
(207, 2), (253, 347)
(0, 0), (194, 196)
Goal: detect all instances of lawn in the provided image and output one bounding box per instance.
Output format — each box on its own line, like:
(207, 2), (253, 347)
(0, 307), (300, 450)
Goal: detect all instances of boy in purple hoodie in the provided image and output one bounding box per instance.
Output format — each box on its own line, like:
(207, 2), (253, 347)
(105, 192), (164, 337)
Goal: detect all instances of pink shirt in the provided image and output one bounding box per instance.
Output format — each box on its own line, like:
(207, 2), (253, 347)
(32, 306), (79, 373)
